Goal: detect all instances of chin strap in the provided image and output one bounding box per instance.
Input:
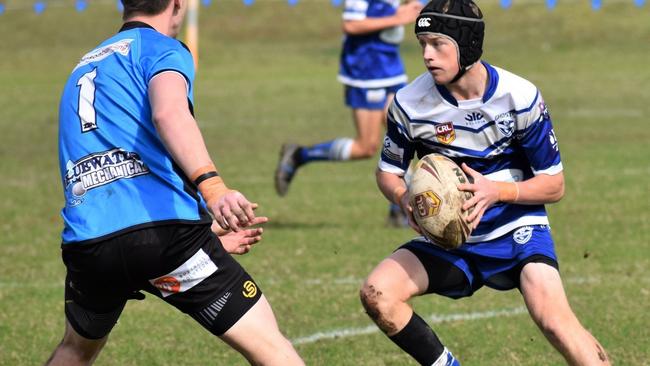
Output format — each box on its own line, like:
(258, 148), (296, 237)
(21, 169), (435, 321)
(450, 61), (478, 84)
(449, 68), (466, 84)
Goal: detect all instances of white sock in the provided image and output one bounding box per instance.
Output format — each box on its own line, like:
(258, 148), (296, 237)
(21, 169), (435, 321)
(328, 138), (353, 161)
(431, 347), (451, 366)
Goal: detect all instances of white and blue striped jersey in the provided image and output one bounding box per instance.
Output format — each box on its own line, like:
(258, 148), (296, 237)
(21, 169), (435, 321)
(58, 22), (212, 244)
(338, 0), (408, 88)
(380, 62), (562, 243)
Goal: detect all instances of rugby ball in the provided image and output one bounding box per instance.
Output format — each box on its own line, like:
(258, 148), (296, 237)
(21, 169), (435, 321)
(408, 154), (473, 250)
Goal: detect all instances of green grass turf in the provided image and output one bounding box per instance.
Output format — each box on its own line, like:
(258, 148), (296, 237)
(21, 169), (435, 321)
(0, 1), (649, 365)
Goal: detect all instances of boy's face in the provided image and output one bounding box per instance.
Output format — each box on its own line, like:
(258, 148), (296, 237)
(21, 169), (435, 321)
(417, 34), (460, 85)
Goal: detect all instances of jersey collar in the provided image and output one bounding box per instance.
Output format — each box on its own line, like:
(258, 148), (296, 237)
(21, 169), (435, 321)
(435, 61), (499, 107)
(119, 21), (155, 33)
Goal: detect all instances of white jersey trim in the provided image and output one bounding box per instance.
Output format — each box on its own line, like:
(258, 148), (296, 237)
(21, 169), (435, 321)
(484, 169), (524, 182)
(378, 160), (407, 176)
(533, 163), (563, 176)
(343, 12), (367, 21)
(467, 215), (549, 243)
(338, 74), (408, 89)
(149, 70), (190, 95)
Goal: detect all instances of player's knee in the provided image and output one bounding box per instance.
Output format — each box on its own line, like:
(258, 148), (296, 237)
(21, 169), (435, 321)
(359, 281), (395, 320)
(360, 281), (407, 335)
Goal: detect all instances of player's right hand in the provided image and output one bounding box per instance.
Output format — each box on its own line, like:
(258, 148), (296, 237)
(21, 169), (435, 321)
(398, 190), (422, 234)
(214, 216), (268, 255)
(211, 190), (257, 232)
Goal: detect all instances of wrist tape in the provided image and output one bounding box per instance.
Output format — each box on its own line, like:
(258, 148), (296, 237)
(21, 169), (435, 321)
(190, 164), (231, 205)
(496, 182), (519, 203)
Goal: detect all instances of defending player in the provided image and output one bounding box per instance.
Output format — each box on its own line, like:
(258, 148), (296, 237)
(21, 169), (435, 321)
(359, 0), (611, 364)
(274, 0), (422, 225)
(46, 1), (304, 365)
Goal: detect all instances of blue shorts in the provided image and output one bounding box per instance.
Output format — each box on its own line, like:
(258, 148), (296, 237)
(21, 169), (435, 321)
(401, 225), (559, 299)
(344, 83), (405, 110)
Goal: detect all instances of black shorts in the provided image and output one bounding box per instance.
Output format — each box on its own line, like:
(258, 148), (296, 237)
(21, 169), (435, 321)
(62, 223), (262, 339)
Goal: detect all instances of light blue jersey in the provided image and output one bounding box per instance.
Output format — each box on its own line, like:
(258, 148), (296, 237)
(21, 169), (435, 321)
(338, 0), (408, 88)
(380, 62), (562, 243)
(58, 22), (211, 244)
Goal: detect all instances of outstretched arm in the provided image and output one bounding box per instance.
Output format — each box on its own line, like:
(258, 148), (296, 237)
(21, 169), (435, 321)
(149, 72), (256, 231)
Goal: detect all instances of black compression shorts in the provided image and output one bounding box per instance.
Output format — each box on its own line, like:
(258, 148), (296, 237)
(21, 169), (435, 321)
(62, 223), (261, 339)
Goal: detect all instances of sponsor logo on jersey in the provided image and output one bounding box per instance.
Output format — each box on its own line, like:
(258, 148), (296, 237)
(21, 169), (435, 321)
(495, 111), (516, 137)
(513, 226), (534, 244)
(435, 122), (456, 144)
(414, 190), (441, 218)
(64, 148), (150, 205)
(149, 249), (218, 298)
(73, 39), (133, 72)
(153, 276), (181, 293)
(242, 280), (258, 298)
(464, 112), (484, 125)
(382, 136), (403, 162)
(549, 128), (559, 151)
(417, 17), (431, 27)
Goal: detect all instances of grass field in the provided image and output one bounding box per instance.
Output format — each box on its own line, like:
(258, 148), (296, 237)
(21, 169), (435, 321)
(1, 1), (649, 365)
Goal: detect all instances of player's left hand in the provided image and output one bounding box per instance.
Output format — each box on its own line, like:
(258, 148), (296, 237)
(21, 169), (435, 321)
(212, 190), (257, 232)
(213, 216), (268, 255)
(457, 163), (500, 229)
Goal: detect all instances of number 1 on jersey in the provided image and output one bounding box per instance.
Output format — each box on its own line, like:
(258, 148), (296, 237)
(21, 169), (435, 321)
(77, 68), (98, 132)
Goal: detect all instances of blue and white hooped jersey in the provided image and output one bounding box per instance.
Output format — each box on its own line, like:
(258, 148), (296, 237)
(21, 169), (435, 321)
(338, 0), (408, 88)
(380, 62), (563, 243)
(58, 22), (211, 244)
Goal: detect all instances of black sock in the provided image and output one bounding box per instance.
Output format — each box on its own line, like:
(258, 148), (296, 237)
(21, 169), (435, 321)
(388, 312), (445, 366)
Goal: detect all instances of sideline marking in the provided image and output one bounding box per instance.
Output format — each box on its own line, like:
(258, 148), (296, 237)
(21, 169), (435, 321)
(291, 306), (527, 345)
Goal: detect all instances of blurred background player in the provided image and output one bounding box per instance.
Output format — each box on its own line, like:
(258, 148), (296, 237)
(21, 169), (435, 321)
(359, 0), (611, 365)
(46, 0), (304, 365)
(274, 0), (423, 226)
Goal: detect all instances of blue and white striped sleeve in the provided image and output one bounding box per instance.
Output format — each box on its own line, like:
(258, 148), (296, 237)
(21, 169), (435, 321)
(343, 0), (369, 21)
(379, 102), (415, 176)
(518, 91), (563, 176)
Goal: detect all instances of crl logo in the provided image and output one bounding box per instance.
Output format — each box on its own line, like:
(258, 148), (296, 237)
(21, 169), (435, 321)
(417, 18), (431, 27)
(465, 112), (484, 123)
(435, 122), (455, 144)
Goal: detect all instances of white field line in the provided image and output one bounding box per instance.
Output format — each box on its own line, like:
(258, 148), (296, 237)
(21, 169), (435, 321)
(291, 306), (528, 345)
(288, 274), (648, 345)
(2, 274), (646, 346)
